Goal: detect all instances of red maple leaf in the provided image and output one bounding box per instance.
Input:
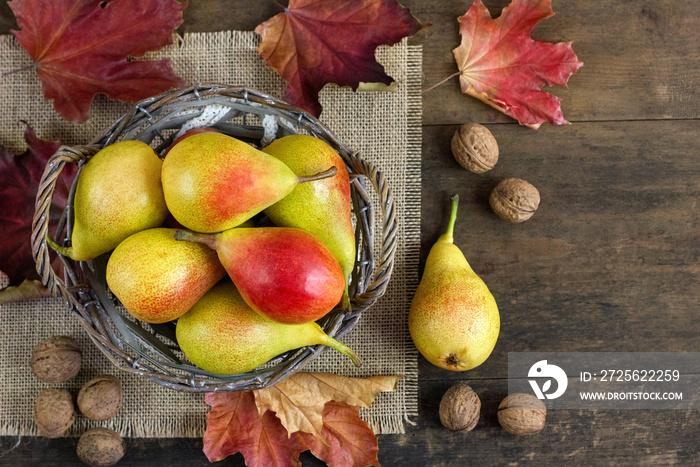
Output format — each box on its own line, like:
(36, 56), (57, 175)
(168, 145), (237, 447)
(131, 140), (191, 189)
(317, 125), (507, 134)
(0, 125), (75, 287)
(255, 0), (424, 117)
(203, 391), (305, 466)
(452, 0), (583, 129)
(295, 401), (380, 467)
(9, 0), (186, 123)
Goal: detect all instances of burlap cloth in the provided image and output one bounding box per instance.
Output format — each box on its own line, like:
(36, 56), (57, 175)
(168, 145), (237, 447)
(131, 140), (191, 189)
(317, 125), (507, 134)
(0, 31), (421, 437)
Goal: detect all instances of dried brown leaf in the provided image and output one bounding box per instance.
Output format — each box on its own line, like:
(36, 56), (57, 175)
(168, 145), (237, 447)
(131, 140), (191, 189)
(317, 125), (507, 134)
(0, 279), (51, 304)
(254, 372), (400, 440)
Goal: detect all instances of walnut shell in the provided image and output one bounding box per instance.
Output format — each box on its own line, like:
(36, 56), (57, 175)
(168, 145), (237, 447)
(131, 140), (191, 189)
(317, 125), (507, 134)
(439, 383), (480, 431)
(77, 428), (126, 467)
(497, 393), (546, 435)
(451, 123), (499, 173)
(489, 178), (540, 223)
(34, 388), (75, 438)
(30, 335), (81, 383)
(77, 375), (123, 421)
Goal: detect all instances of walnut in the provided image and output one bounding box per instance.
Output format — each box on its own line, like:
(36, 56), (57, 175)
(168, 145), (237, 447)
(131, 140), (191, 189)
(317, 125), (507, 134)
(439, 383), (480, 431)
(489, 178), (540, 222)
(34, 388), (75, 438)
(77, 375), (123, 421)
(497, 393), (546, 435)
(30, 335), (81, 383)
(77, 428), (126, 467)
(451, 123), (499, 173)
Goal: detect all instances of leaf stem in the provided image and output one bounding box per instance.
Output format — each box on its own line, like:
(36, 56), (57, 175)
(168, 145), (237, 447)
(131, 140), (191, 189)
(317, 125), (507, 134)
(2, 64), (36, 77)
(271, 0), (287, 12)
(421, 71), (462, 95)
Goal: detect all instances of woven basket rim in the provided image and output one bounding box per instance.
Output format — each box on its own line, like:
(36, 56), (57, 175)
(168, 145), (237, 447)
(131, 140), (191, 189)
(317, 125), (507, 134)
(31, 84), (398, 392)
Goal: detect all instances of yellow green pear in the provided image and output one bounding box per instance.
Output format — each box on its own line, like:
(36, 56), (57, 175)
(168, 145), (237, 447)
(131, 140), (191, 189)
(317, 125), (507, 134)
(176, 281), (361, 375)
(408, 195), (500, 371)
(106, 228), (226, 324)
(262, 135), (356, 308)
(48, 140), (168, 261)
(161, 133), (337, 233)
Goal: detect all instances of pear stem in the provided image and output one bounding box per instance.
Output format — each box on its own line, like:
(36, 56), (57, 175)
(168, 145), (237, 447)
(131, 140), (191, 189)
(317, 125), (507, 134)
(340, 287), (352, 313)
(46, 235), (73, 258)
(174, 230), (218, 249)
(322, 334), (362, 367)
(441, 194), (459, 244)
(297, 166), (338, 184)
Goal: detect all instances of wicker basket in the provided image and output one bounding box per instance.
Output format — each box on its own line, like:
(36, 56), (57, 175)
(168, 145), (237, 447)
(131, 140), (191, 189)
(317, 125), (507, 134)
(31, 84), (397, 392)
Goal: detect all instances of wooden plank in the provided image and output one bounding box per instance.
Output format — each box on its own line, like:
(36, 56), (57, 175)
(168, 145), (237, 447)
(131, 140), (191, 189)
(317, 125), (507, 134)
(419, 120), (700, 381)
(3, 0), (698, 124)
(410, 0), (700, 125)
(2, 378), (698, 465)
(398, 379), (700, 466)
(0, 2), (14, 34)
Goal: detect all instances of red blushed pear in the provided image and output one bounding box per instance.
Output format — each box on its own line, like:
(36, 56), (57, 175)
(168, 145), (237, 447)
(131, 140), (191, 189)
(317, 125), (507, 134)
(163, 127), (220, 157)
(161, 133), (336, 233)
(409, 195), (500, 371)
(262, 135), (355, 309)
(106, 228), (226, 323)
(175, 227), (345, 325)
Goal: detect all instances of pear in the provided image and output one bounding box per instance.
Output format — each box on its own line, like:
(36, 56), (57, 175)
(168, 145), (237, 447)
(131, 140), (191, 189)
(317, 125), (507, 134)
(408, 195), (500, 371)
(176, 281), (361, 375)
(175, 227), (345, 324)
(105, 228), (226, 324)
(163, 127), (219, 156)
(48, 140), (168, 261)
(161, 133), (337, 233)
(262, 135), (356, 308)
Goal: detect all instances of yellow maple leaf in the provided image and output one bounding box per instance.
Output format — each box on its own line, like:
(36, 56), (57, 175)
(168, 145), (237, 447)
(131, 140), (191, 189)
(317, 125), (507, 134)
(253, 372), (400, 441)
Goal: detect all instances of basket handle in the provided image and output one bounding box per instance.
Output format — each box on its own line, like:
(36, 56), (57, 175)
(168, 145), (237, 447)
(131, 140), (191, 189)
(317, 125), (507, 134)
(31, 145), (95, 305)
(345, 153), (398, 311)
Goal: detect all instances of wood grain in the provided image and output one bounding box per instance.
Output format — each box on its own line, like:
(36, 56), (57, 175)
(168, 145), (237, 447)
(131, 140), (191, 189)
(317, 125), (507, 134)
(2, 378), (698, 466)
(1, 0), (699, 465)
(410, 0), (700, 125)
(420, 119), (700, 381)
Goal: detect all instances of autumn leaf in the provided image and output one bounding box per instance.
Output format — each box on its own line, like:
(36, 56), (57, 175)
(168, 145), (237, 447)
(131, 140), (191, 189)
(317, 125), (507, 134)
(204, 392), (382, 466)
(9, 0), (186, 123)
(0, 125), (75, 301)
(0, 279), (52, 304)
(254, 372), (400, 440)
(255, 0), (424, 117)
(203, 391), (305, 466)
(295, 401), (380, 467)
(451, 0), (583, 129)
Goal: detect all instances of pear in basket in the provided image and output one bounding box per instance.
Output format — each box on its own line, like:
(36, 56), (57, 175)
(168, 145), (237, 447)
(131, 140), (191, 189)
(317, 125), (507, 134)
(47, 140), (168, 261)
(176, 281), (361, 375)
(175, 226), (345, 324)
(161, 132), (337, 233)
(262, 135), (356, 309)
(105, 228), (226, 324)
(163, 127), (219, 156)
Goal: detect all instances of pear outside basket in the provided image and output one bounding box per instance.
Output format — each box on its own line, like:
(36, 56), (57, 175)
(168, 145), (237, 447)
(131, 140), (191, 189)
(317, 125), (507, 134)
(31, 84), (397, 392)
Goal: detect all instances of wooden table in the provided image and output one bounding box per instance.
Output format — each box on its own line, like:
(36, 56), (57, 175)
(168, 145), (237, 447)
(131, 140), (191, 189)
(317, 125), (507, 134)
(1, 0), (698, 464)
